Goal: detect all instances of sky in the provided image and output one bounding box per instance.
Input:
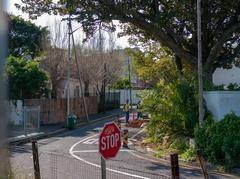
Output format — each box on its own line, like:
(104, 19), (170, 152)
(7, 0), (130, 49)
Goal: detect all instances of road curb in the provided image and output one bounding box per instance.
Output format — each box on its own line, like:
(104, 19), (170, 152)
(8, 112), (122, 145)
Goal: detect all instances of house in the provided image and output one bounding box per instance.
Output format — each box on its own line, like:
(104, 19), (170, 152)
(55, 78), (97, 98)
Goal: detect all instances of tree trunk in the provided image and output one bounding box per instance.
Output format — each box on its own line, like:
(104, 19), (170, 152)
(51, 83), (57, 98)
(175, 56), (184, 80)
(204, 69), (213, 85)
(84, 82), (90, 96)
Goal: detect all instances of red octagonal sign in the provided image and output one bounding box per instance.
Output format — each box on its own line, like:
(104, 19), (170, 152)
(99, 122), (121, 160)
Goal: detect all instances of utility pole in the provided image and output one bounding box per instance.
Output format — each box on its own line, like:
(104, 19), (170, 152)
(70, 25), (89, 122)
(98, 28), (106, 113)
(62, 15), (89, 123)
(67, 14), (71, 125)
(197, 0), (204, 126)
(128, 58), (132, 109)
(103, 63), (106, 112)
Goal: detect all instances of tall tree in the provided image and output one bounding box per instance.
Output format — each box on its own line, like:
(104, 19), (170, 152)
(74, 31), (123, 96)
(127, 47), (178, 87)
(17, 0), (240, 82)
(40, 19), (68, 98)
(8, 14), (48, 59)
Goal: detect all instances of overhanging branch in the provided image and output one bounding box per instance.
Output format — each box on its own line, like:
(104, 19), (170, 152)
(205, 23), (240, 71)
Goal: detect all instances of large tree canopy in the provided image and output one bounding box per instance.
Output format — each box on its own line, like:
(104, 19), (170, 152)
(17, 0), (240, 81)
(8, 14), (48, 59)
(7, 56), (49, 99)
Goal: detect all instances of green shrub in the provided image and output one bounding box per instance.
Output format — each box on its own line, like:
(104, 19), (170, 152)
(181, 147), (196, 161)
(195, 113), (240, 167)
(169, 137), (188, 152)
(141, 77), (199, 142)
(227, 83), (240, 91)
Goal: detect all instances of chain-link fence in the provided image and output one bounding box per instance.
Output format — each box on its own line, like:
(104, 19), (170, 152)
(12, 149), (171, 179)
(37, 151), (171, 179)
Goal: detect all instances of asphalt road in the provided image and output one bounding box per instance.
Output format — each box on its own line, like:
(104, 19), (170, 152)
(10, 116), (236, 179)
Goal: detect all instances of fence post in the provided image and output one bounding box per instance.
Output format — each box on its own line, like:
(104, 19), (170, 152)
(197, 150), (209, 179)
(32, 140), (41, 179)
(101, 156), (106, 179)
(23, 100), (26, 135)
(38, 106), (40, 133)
(170, 153), (179, 179)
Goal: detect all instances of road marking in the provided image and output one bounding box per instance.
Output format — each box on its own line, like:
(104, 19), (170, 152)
(82, 138), (98, 144)
(69, 133), (150, 179)
(37, 113), (119, 144)
(72, 149), (133, 153)
(130, 128), (145, 139)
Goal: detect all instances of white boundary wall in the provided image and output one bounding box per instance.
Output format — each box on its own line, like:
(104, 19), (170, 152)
(8, 100), (23, 125)
(111, 90), (143, 105)
(204, 91), (240, 120)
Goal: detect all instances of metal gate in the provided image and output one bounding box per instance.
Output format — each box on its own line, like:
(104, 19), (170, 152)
(23, 106), (40, 134)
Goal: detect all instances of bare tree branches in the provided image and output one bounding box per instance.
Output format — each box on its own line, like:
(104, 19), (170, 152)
(40, 19), (68, 98)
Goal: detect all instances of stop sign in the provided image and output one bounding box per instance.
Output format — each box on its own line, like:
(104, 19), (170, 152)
(99, 122), (121, 160)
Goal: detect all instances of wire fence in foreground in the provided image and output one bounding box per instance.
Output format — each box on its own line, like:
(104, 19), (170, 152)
(38, 151), (171, 179)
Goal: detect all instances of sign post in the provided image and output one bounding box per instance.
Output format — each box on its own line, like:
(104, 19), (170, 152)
(99, 122), (121, 179)
(101, 156), (106, 179)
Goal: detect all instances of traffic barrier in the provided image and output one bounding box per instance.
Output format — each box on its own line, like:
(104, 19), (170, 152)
(122, 129), (128, 148)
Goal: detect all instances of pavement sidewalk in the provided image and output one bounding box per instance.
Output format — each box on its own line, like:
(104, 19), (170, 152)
(8, 108), (122, 144)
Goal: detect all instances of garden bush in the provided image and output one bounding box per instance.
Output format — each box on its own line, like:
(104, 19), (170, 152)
(142, 76), (199, 142)
(195, 113), (240, 167)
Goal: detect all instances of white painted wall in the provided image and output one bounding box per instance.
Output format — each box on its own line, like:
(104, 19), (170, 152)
(213, 66), (240, 85)
(204, 91), (240, 120)
(8, 100), (23, 125)
(112, 89), (144, 105)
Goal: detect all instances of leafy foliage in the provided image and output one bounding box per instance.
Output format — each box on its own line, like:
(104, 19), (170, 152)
(17, 0), (240, 80)
(127, 47), (177, 87)
(8, 14), (48, 59)
(195, 113), (240, 167)
(7, 56), (49, 99)
(111, 77), (131, 89)
(141, 74), (199, 142)
(181, 147), (196, 162)
(204, 81), (240, 91)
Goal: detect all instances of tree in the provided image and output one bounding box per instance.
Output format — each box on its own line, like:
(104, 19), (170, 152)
(40, 47), (67, 98)
(40, 19), (68, 98)
(8, 14), (48, 59)
(7, 56), (48, 99)
(74, 31), (123, 96)
(127, 47), (179, 87)
(17, 0), (240, 82)
(111, 77), (131, 89)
